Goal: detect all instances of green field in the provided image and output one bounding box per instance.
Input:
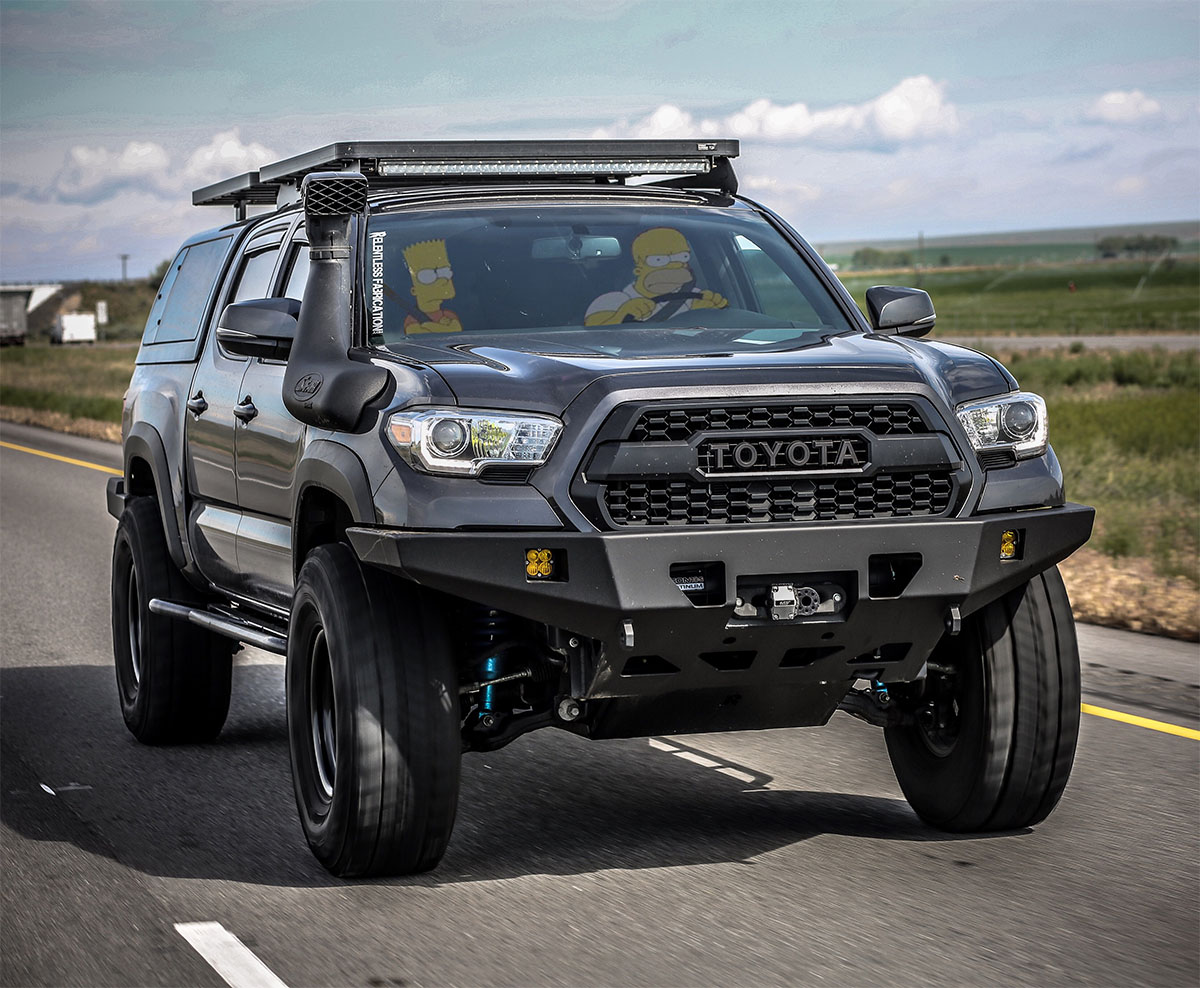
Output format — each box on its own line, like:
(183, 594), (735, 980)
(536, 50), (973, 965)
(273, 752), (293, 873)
(838, 258), (1200, 334)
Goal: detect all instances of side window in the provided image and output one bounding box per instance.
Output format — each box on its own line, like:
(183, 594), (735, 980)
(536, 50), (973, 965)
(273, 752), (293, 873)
(231, 247), (281, 303)
(141, 249), (185, 345)
(734, 234), (823, 326)
(153, 237), (232, 344)
(282, 245), (310, 300)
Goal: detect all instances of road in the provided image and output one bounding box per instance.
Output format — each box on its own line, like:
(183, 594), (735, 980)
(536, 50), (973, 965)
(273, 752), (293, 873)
(2, 420), (1197, 988)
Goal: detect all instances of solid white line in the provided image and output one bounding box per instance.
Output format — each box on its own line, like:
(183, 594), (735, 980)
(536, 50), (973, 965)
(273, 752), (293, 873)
(674, 751), (721, 768)
(175, 922), (289, 988)
(717, 767), (756, 783)
(647, 738), (679, 751)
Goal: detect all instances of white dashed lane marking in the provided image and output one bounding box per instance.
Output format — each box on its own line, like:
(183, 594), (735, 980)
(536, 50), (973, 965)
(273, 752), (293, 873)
(175, 922), (289, 988)
(647, 738), (771, 788)
(675, 751), (722, 768)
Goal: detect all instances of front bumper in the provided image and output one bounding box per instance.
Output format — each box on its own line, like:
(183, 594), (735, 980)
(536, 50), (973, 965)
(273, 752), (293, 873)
(347, 503), (1093, 735)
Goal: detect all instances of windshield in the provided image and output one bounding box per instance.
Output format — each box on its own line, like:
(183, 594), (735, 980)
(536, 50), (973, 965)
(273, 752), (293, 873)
(364, 204), (855, 354)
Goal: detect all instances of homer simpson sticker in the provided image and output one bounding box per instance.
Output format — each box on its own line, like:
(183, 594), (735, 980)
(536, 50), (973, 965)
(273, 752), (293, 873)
(402, 239), (463, 334)
(585, 227), (727, 326)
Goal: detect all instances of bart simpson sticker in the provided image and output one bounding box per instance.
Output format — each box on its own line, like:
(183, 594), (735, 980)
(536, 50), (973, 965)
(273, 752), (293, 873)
(585, 227), (727, 325)
(402, 239), (463, 334)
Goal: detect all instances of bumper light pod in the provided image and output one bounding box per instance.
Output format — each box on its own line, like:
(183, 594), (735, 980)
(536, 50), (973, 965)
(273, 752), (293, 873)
(388, 407), (563, 477)
(1000, 529), (1020, 560)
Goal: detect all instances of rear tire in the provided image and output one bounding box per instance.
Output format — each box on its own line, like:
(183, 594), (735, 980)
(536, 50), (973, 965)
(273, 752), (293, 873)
(287, 544), (460, 877)
(110, 497), (233, 743)
(885, 565), (1080, 831)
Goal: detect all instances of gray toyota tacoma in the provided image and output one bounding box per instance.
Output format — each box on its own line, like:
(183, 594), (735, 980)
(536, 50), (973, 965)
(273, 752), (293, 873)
(106, 140), (1094, 877)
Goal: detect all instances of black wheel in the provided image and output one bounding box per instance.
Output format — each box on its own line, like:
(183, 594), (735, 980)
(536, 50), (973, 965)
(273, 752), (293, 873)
(287, 544), (460, 877)
(885, 565), (1080, 831)
(110, 497), (232, 743)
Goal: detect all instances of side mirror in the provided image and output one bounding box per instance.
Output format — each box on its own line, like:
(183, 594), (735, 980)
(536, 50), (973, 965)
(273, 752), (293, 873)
(216, 298), (301, 359)
(865, 286), (935, 337)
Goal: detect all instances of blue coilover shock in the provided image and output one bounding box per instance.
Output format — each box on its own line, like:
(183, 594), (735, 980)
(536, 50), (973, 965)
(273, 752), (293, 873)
(470, 607), (514, 714)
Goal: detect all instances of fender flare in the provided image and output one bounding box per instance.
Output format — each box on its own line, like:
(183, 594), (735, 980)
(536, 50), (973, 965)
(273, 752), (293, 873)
(124, 422), (189, 571)
(291, 440), (376, 569)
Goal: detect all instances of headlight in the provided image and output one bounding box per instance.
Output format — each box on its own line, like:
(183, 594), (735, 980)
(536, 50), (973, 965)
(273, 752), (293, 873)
(956, 392), (1048, 460)
(387, 407), (563, 476)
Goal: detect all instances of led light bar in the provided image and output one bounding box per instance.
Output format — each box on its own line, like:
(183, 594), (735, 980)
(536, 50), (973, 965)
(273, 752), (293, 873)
(377, 157), (711, 178)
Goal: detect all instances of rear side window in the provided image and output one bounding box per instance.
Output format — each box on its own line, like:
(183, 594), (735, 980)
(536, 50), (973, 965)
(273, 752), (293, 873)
(148, 237), (232, 344)
(141, 250), (185, 345)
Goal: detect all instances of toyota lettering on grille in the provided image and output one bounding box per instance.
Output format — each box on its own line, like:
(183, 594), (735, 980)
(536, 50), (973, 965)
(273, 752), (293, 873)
(698, 435), (869, 476)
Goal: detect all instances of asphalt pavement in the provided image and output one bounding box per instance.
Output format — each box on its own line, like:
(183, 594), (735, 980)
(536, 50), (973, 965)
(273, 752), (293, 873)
(2, 420), (1198, 988)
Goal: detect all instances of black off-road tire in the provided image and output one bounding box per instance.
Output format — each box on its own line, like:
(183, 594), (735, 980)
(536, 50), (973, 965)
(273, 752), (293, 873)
(111, 496), (233, 743)
(287, 544), (460, 878)
(885, 565), (1080, 831)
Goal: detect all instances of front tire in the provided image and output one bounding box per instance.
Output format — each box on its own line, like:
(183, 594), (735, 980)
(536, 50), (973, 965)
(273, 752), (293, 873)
(885, 566), (1080, 831)
(287, 544), (460, 877)
(110, 497), (233, 743)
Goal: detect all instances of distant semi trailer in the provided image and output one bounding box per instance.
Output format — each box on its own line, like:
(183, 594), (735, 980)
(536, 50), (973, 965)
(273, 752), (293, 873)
(0, 283), (65, 346)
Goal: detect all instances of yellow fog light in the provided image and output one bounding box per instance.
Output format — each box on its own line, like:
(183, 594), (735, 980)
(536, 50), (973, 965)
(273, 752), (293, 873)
(1000, 529), (1020, 560)
(525, 548), (555, 580)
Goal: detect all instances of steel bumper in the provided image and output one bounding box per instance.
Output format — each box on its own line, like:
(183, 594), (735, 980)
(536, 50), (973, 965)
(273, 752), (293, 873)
(347, 504), (1093, 735)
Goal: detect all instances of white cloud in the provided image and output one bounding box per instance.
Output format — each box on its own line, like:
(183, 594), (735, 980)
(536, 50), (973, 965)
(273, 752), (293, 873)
(178, 130), (277, 191)
(46, 129), (277, 204)
(593, 76), (959, 149)
(1085, 90), (1162, 125)
(52, 141), (172, 203)
(1113, 175), (1147, 195)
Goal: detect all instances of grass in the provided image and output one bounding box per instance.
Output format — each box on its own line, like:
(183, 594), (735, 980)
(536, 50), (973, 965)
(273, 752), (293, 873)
(837, 258), (1200, 334)
(0, 345), (134, 422)
(1050, 388), (1198, 583)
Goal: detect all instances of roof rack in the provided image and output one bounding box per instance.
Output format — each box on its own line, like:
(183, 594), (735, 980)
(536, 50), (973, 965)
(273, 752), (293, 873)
(192, 140), (739, 218)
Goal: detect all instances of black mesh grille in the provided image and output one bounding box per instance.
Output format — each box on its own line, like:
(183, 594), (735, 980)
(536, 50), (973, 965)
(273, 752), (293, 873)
(604, 473), (955, 527)
(302, 175), (368, 215)
(631, 401), (928, 442)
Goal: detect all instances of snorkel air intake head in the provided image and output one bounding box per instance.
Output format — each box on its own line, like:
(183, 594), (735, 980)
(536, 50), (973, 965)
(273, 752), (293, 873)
(282, 171), (388, 431)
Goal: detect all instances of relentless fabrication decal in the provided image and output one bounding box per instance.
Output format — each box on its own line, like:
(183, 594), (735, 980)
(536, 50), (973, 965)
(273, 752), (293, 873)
(700, 436), (867, 474)
(370, 230), (386, 337)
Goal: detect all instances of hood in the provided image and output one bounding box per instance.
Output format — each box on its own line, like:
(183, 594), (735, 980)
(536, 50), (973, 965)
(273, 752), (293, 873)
(383, 328), (1013, 417)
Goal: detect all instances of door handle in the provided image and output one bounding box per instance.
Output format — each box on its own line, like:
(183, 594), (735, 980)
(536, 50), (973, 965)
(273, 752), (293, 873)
(234, 396), (258, 423)
(186, 391), (208, 416)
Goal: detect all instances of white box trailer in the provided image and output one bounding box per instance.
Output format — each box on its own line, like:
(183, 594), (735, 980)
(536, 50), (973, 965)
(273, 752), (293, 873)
(54, 312), (97, 344)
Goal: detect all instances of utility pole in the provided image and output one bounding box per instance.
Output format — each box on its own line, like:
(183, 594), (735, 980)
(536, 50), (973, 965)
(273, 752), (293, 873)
(916, 231), (924, 288)
(119, 254), (130, 281)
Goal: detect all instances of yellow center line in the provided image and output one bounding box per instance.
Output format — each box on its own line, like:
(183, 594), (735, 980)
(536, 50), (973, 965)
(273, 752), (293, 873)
(0, 440), (121, 476)
(1082, 703), (1200, 740)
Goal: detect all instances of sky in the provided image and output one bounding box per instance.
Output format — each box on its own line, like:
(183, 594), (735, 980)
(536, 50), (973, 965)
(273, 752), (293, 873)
(1, 0), (1197, 281)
